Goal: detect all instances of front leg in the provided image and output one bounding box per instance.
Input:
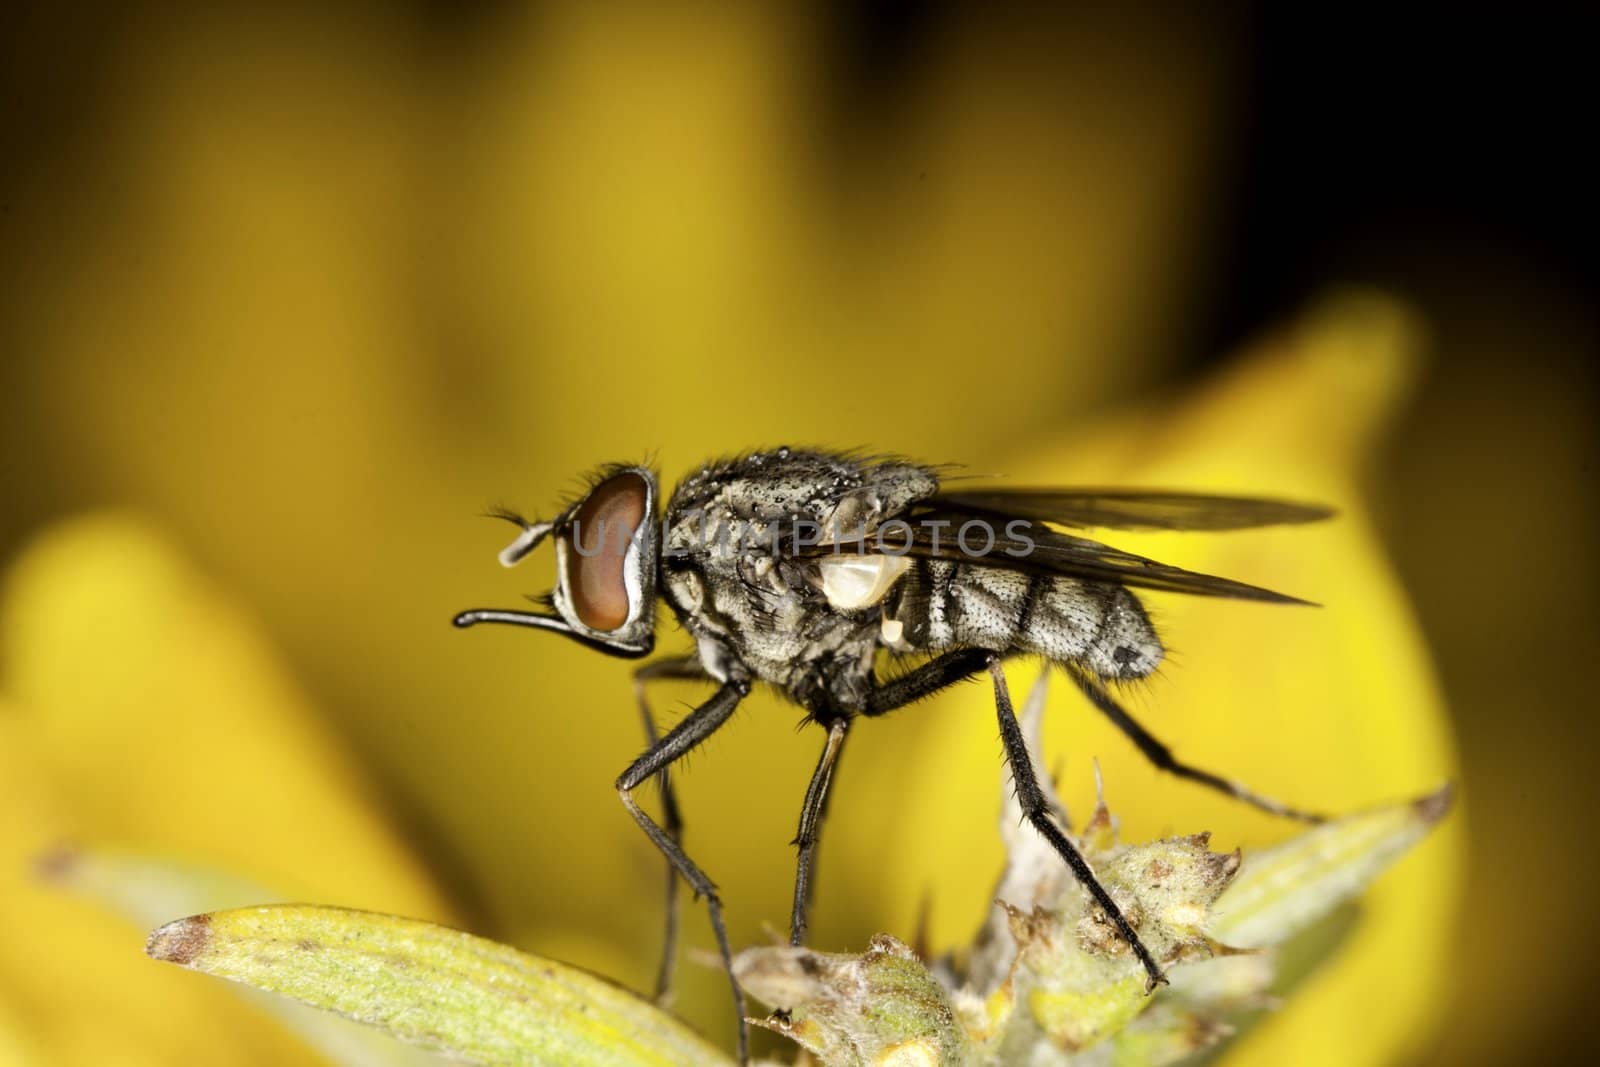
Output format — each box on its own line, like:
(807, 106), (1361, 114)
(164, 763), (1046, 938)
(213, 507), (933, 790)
(617, 679), (750, 1065)
(632, 656), (706, 1003)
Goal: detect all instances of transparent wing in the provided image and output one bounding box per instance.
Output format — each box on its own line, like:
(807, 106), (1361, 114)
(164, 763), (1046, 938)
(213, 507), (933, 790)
(929, 488), (1333, 531)
(801, 507), (1318, 605)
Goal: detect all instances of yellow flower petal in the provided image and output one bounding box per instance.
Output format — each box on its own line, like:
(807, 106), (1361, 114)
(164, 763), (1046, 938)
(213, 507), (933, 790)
(1, 514), (452, 920)
(0, 997), (44, 1067)
(0, 713), (310, 1066)
(0, 516), (459, 1062)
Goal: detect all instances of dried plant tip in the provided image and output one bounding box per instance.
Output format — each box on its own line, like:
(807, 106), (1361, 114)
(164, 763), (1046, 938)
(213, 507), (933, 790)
(1413, 781), (1455, 824)
(31, 842), (81, 882)
(146, 914), (213, 966)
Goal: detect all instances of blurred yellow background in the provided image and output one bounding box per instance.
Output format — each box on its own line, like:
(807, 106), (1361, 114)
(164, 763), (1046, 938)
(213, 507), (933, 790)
(0, 5), (1592, 1065)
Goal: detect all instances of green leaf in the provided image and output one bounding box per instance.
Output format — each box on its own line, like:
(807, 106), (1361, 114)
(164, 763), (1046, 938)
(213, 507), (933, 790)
(146, 905), (734, 1067)
(43, 846), (443, 1067)
(1209, 785), (1454, 948)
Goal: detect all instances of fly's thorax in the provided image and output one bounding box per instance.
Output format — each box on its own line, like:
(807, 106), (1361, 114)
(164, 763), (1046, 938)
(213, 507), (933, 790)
(660, 508), (814, 652)
(665, 450), (940, 547)
(655, 449), (947, 707)
(664, 553), (884, 708)
(659, 540), (895, 711)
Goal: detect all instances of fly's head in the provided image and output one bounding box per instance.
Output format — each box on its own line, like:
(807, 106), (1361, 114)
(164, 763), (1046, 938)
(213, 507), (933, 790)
(454, 465), (660, 658)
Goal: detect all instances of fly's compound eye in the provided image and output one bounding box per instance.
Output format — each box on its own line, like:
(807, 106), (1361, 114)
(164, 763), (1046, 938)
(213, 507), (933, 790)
(562, 470), (650, 632)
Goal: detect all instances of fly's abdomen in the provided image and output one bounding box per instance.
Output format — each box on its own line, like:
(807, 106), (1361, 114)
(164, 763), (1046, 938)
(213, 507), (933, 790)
(897, 558), (1163, 680)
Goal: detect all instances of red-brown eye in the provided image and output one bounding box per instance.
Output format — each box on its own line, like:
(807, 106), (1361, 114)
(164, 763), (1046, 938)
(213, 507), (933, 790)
(564, 471), (648, 632)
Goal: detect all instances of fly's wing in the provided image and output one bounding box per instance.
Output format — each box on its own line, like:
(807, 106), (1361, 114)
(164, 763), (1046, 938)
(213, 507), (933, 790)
(799, 505), (1318, 605)
(924, 510), (1317, 604)
(930, 488), (1333, 531)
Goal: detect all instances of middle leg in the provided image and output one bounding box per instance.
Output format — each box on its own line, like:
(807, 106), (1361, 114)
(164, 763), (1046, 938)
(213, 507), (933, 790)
(789, 717), (849, 946)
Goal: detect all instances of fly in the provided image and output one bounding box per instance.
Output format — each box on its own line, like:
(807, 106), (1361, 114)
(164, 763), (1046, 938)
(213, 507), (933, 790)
(453, 448), (1334, 1063)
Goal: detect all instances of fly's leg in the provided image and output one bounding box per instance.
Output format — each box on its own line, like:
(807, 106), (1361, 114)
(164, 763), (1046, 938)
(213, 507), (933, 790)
(863, 648), (995, 715)
(632, 656), (706, 1004)
(617, 679), (750, 1065)
(789, 718), (849, 947)
(858, 649), (1166, 991)
(1067, 665), (1326, 823)
(992, 658), (1168, 992)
